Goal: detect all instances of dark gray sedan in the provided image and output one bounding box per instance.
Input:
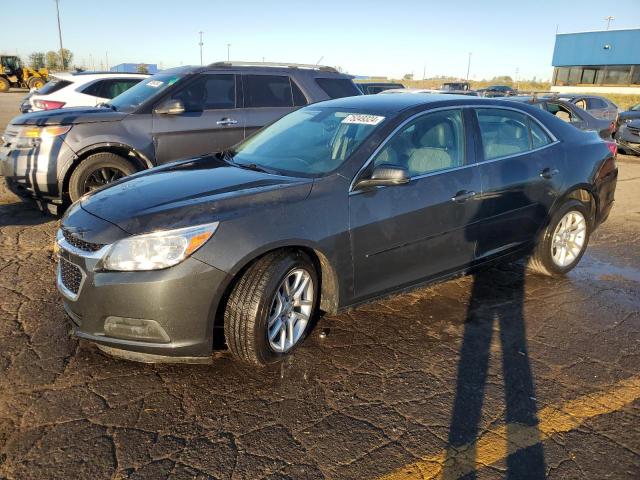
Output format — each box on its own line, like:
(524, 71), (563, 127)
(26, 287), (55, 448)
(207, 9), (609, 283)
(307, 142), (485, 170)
(56, 94), (618, 365)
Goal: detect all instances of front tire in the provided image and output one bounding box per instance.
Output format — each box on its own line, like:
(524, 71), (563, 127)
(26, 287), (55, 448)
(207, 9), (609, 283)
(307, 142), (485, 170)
(529, 200), (590, 277)
(68, 153), (137, 202)
(224, 250), (319, 365)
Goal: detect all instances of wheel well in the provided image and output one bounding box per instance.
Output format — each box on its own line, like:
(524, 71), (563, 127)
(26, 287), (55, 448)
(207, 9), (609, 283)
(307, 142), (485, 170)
(211, 246), (340, 348)
(563, 188), (597, 224)
(61, 146), (148, 196)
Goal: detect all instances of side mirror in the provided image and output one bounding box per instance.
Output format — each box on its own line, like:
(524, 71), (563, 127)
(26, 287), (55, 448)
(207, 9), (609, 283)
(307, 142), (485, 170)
(354, 164), (410, 190)
(154, 98), (185, 115)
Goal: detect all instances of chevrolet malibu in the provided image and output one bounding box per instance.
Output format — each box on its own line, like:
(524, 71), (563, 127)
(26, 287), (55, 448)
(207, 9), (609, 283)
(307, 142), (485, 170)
(56, 94), (618, 365)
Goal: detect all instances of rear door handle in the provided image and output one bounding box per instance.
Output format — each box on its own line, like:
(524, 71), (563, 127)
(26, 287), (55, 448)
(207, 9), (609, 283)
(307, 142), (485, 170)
(451, 190), (477, 203)
(216, 118), (238, 126)
(540, 167), (560, 179)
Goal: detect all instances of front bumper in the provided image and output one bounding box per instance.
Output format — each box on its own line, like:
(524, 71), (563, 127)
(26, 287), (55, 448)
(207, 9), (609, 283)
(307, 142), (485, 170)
(0, 134), (76, 202)
(615, 125), (640, 155)
(56, 233), (231, 362)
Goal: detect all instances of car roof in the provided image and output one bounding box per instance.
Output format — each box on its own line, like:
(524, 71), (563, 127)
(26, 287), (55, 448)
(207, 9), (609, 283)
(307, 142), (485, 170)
(153, 62), (353, 78)
(313, 93), (509, 114)
(51, 72), (149, 82)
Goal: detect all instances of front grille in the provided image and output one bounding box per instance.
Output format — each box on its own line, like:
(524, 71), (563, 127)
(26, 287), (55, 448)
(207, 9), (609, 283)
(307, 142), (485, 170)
(59, 258), (83, 295)
(628, 126), (640, 137)
(63, 229), (104, 252)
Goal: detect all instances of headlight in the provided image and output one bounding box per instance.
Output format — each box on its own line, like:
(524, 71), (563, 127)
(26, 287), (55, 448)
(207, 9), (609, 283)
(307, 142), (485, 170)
(15, 125), (71, 149)
(102, 222), (219, 271)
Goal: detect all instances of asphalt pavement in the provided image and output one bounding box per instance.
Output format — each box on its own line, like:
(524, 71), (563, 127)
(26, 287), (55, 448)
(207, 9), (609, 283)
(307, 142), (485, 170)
(0, 93), (639, 479)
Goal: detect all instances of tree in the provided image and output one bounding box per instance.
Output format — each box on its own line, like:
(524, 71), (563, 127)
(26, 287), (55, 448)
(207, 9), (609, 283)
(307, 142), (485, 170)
(403, 73), (414, 80)
(136, 63), (149, 74)
(45, 49), (73, 71)
(28, 52), (45, 70)
(490, 75), (513, 84)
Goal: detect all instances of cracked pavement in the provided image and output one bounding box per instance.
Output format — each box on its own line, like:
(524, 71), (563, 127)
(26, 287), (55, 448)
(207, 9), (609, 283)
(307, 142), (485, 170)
(0, 92), (639, 479)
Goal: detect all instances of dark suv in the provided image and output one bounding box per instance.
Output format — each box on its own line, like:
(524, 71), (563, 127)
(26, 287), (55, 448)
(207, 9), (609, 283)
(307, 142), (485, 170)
(0, 62), (361, 212)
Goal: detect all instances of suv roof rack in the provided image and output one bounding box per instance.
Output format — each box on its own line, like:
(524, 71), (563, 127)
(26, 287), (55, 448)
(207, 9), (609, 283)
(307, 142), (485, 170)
(207, 61), (339, 73)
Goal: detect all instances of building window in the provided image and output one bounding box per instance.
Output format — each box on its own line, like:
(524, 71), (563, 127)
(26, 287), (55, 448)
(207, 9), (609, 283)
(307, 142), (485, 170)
(630, 66), (640, 85)
(555, 67), (570, 85)
(603, 65), (631, 85)
(581, 67), (599, 84)
(567, 67), (582, 85)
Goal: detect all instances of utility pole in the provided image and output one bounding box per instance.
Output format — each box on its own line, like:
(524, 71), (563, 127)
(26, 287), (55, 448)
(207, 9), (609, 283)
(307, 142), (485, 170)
(54, 0), (65, 70)
(516, 67), (520, 90)
(422, 62), (426, 81)
(605, 16), (614, 30)
(227, 43), (231, 62)
(198, 31), (204, 65)
(466, 52), (472, 81)
(105, 51), (109, 70)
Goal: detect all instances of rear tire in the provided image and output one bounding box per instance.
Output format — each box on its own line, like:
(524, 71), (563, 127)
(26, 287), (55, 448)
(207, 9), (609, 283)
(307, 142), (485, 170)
(27, 77), (45, 90)
(224, 250), (319, 366)
(529, 200), (590, 277)
(68, 153), (137, 202)
(0, 77), (10, 93)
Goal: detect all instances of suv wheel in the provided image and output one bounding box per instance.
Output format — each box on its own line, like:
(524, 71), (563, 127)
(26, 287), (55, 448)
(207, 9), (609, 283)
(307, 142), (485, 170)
(224, 250), (318, 365)
(529, 200), (590, 276)
(68, 153), (137, 202)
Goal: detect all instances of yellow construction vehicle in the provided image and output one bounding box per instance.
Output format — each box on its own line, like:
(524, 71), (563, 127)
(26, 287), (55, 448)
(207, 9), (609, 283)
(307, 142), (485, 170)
(0, 55), (48, 93)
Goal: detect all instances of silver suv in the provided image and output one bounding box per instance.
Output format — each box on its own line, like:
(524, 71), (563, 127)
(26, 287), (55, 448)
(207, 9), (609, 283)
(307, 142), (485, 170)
(0, 62), (361, 212)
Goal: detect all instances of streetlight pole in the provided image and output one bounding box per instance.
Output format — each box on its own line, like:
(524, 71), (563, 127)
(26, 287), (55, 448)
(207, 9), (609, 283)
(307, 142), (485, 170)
(198, 31), (204, 65)
(466, 52), (472, 81)
(605, 16), (615, 30)
(227, 43), (231, 62)
(54, 0), (65, 70)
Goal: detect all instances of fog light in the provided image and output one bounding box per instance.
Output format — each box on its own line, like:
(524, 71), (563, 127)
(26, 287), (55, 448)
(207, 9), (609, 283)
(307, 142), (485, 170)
(104, 317), (170, 343)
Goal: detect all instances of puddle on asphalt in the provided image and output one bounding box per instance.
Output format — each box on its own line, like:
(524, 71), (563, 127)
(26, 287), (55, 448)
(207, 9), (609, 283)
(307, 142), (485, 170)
(574, 255), (640, 283)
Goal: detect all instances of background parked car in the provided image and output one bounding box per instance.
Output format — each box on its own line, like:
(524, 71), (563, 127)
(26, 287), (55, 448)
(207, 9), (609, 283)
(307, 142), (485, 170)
(380, 88), (479, 96)
(616, 102), (640, 129)
(478, 85), (518, 97)
(615, 118), (640, 155)
(556, 94), (619, 122)
(20, 72), (148, 113)
(357, 82), (404, 94)
(1, 62), (362, 211)
(500, 96), (614, 139)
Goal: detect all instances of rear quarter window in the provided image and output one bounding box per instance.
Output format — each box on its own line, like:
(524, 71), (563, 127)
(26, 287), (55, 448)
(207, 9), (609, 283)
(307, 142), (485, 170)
(315, 78), (361, 99)
(37, 79), (72, 95)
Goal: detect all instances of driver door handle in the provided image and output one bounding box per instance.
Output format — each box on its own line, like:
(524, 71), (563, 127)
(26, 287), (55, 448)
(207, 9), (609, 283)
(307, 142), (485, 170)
(451, 190), (477, 203)
(540, 167), (560, 179)
(217, 118), (238, 126)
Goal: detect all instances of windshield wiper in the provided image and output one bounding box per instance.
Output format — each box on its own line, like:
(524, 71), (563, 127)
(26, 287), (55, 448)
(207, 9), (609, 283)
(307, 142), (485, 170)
(233, 162), (272, 174)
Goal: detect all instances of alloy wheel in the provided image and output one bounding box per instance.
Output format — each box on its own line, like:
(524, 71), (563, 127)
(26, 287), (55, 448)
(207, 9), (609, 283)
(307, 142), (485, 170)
(83, 167), (127, 193)
(551, 210), (587, 267)
(267, 268), (314, 353)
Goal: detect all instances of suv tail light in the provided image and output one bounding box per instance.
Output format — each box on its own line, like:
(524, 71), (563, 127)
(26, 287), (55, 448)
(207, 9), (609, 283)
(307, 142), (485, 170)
(33, 99), (66, 110)
(605, 141), (617, 157)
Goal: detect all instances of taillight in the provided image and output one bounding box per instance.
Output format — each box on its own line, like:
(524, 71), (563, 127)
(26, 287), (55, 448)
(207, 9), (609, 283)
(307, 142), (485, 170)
(606, 141), (617, 156)
(33, 99), (66, 110)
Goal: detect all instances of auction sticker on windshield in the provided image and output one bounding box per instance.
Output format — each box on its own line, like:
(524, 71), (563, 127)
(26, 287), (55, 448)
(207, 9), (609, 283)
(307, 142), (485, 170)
(342, 114), (385, 125)
(147, 80), (164, 88)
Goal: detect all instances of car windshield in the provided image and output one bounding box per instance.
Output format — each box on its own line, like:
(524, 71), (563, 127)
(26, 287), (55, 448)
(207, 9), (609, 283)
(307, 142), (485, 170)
(109, 73), (182, 112)
(632, 104), (640, 111)
(226, 107), (385, 177)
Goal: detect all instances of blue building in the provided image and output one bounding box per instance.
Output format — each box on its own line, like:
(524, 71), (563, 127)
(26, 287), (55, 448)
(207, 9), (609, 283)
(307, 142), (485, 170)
(551, 28), (640, 93)
(110, 63), (159, 74)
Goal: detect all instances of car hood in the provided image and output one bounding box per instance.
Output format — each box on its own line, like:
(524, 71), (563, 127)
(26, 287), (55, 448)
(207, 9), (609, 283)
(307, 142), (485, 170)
(79, 156), (314, 235)
(619, 110), (640, 121)
(10, 107), (127, 126)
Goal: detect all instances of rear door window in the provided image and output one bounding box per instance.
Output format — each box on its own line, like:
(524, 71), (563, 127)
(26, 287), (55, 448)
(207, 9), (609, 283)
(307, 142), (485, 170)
(586, 97), (607, 109)
(315, 78), (361, 98)
(81, 80), (106, 98)
(475, 109), (532, 160)
(244, 75), (295, 108)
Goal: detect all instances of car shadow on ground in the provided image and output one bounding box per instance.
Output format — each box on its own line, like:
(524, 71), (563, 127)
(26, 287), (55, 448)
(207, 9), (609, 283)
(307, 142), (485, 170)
(0, 202), (53, 227)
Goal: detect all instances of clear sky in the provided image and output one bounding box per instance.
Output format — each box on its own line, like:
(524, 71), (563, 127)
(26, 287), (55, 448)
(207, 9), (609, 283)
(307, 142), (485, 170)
(2, 0), (639, 81)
